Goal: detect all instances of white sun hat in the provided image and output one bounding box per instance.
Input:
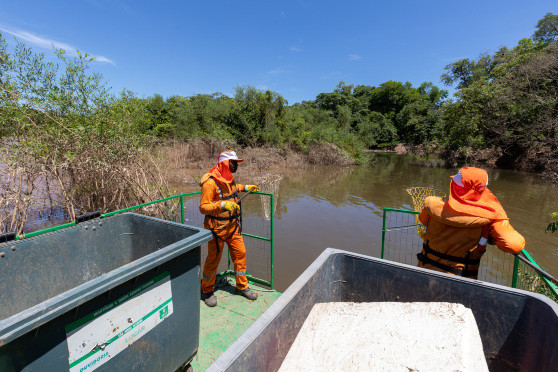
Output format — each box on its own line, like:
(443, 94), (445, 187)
(452, 167), (488, 190)
(218, 150), (244, 163)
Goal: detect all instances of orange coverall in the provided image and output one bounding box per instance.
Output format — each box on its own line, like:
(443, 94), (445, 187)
(418, 196), (525, 278)
(199, 173), (249, 293)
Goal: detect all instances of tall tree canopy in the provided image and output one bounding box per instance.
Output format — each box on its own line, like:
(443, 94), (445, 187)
(533, 12), (558, 43)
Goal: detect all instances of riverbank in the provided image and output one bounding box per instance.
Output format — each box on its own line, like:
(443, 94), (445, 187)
(155, 140), (357, 193)
(376, 143), (558, 180)
(156, 139), (558, 195)
(4, 137), (554, 236)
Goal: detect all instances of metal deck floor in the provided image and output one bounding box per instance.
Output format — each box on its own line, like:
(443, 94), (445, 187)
(191, 282), (282, 371)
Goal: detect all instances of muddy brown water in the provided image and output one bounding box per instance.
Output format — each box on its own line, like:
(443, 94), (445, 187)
(262, 154), (558, 292)
(11, 153), (556, 294)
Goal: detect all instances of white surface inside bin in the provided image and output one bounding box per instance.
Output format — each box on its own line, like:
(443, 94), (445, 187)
(279, 302), (488, 372)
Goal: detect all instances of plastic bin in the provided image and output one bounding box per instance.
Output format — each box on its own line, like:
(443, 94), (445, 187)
(0, 213), (212, 371)
(210, 248), (558, 372)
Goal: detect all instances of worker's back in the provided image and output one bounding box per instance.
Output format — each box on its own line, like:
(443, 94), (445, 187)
(418, 196), (491, 277)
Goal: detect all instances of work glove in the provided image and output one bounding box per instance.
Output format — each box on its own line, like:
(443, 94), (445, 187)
(221, 200), (240, 212)
(245, 185), (259, 192)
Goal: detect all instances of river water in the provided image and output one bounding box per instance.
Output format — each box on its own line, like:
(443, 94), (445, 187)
(16, 153), (554, 294)
(268, 154), (558, 292)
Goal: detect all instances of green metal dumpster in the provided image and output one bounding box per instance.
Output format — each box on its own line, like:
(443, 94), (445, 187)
(210, 248), (558, 372)
(0, 213), (212, 371)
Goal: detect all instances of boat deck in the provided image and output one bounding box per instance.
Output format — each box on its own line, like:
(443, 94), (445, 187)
(191, 281), (282, 370)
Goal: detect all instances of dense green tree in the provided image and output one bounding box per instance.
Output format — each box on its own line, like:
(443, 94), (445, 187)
(417, 82), (448, 106)
(441, 36), (549, 91)
(333, 81), (354, 95)
(352, 84), (376, 102)
(146, 94), (172, 135)
(365, 81), (421, 118)
(396, 100), (437, 143)
(440, 20), (558, 171)
(96, 90), (151, 135)
(357, 111), (398, 148)
(315, 86), (363, 115)
(225, 85), (287, 145)
(314, 80), (446, 147)
(533, 12), (558, 43)
(4, 11), (555, 177)
(440, 59), (479, 89)
(336, 105), (352, 130)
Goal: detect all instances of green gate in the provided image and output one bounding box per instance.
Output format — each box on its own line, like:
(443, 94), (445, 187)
(15, 192), (275, 289)
(381, 207), (558, 301)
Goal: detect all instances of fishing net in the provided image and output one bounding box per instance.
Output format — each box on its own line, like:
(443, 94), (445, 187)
(406, 187), (446, 238)
(253, 174), (283, 220)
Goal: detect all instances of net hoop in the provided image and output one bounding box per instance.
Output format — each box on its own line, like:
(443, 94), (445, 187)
(253, 174), (283, 220)
(406, 187), (446, 238)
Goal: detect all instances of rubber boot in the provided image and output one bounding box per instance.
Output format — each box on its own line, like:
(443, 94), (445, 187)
(235, 287), (258, 301)
(203, 292), (217, 307)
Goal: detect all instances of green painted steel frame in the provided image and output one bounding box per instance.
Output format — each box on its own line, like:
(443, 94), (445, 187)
(381, 207), (558, 298)
(381, 207), (419, 259)
(13, 191), (275, 289)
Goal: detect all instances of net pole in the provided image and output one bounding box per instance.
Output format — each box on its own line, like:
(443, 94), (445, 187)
(512, 255), (519, 288)
(381, 208), (387, 259)
(270, 193), (274, 289)
(180, 195), (184, 224)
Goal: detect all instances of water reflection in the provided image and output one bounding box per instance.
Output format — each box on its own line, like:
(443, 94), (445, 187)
(271, 154), (558, 292)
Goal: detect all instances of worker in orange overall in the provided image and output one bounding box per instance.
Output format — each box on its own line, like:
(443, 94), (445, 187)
(199, 150), (259, 307)
(417, 167), (525, 279)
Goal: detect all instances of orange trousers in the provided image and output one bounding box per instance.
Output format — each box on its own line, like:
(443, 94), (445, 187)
(201, 223), (248, 293)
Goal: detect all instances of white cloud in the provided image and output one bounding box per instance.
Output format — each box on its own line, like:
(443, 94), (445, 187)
(93, 56), (115, 64)
(348, 54), (362, 61)
(320, 70), (345, 80)
(0, 25), (115, 65)
(268, 66), (290, 75)
(93, 55), (115, 65)
(289, 46), (303, 53)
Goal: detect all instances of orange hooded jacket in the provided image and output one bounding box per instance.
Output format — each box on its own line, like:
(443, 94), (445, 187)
(199, 156), (246, 233)
(418, 167), (525, 278)
(199, 151), (250, 292)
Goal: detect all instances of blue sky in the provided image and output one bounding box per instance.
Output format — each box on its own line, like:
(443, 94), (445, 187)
(0, 1), (555, 104)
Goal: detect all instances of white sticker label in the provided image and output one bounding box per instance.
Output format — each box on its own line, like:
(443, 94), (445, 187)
(66, 272), (173, 372)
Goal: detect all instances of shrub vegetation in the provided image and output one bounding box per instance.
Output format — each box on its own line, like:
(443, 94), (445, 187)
(0, 13), (557, 231)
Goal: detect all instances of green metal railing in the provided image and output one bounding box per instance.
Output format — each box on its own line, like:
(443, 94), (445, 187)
(382, 207), (558, 301)
(13, 191), (275, 289)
